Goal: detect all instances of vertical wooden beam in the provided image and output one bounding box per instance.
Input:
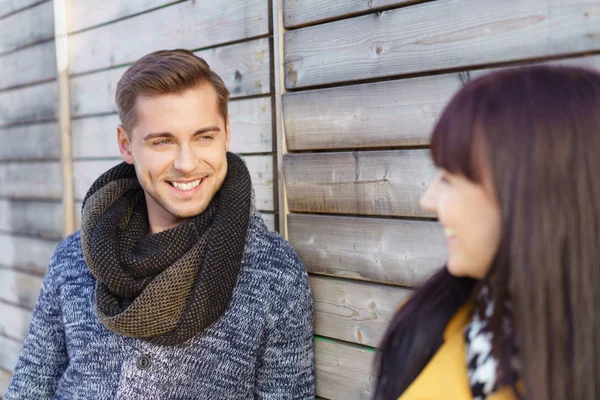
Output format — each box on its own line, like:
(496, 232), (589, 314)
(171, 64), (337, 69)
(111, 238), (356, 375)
(271, 0), (289, 238)
(53, 0), (75, 236)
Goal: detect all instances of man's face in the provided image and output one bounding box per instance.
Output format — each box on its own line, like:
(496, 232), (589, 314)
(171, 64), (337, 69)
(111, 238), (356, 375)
(117, 83), (230, 232)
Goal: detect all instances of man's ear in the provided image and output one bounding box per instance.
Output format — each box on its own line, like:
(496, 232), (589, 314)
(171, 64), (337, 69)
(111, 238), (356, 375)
(117, 124), (134, 164)
(225, 114), (230, 152)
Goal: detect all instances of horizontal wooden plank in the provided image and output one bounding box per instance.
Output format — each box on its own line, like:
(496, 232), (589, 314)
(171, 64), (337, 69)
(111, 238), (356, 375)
(0, 199), (63, 239)
(311, 275), (410, 347)
(68, 0), (269, 75)
(283, 54), (600, 151)
(284, 0), (420, 28)
(315, 338), (374, 399)
(0, 267), (42, 310)
(66, 0), (180, 33)
(0, 122), (60, 161)
(70, 39), (271, 117)
(73, 155), (275, 210)
(284, 150), (435, 217)
(0, 41), (56, 90)
(0, 0), (53, 54)
(0, 82), (57, 126)
(0, 162), (62, 200)
(289, 214), (444, 286)
(284, 0), (600, 88)
(0, 0), (45, 19)
(0, 234), (57, 274)
(71, 99), (272, 158)
(283, 72), (462, 150)
(0, 335), (21, 373)
(260, 212), (276, 232)
(0, 367), (12, 398)
(0, 302), (32, 342)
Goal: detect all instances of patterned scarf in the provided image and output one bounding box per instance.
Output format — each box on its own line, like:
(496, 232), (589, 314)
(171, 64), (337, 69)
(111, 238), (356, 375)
(80, 152), (251, 346)
(464, 286), (521, 399)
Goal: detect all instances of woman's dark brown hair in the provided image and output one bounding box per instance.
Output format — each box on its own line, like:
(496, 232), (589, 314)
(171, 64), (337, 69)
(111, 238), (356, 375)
(374, 65), (600, 400)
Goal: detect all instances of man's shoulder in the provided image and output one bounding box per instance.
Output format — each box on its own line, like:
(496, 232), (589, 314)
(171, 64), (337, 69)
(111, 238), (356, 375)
(244, 214), (308, 290)
(46, 230), (87, 280)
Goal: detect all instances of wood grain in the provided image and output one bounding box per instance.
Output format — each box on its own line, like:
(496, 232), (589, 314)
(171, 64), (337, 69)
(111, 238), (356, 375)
(289, 213), (444, 286)
(0, 0), (53, 54)
(283, 0), (422, 28)
(68, 0), (269, 75)
(0, 0), (45, 19)
(0, 367), (12, 398)
(283, 72), (462, 150)
(0, 335), (21, 373)
(70, 39), (272, 117)
(0, 41), (56, 90)
(311, 275), (410, 347)
(0, 267), (42, 310)
(0, 82), (57, 126)
(66, 0), (181, 33)
(0, 303), (32, 342)
(72, 155), (275, 210)
(0, 233), (57, 274)
(284, 0), (600, 88)
(0, 199), (63, 239)
(0, 162), (62, 200)
(284, 150), (435, 217)
(315, 337), (375, 400)
(0, 122), (60, 161)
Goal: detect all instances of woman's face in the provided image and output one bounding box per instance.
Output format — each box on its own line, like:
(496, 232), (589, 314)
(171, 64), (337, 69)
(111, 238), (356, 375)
(420, 169), (501, 279)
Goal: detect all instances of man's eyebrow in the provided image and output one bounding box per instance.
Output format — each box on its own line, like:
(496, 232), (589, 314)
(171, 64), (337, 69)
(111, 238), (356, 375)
(143, 132), (174, 141)
(193, 126), (221, 136)
(142, 126), (220, 141)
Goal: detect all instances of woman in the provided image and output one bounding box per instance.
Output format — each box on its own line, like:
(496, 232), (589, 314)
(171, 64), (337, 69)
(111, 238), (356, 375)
(374, 65), (600, 400)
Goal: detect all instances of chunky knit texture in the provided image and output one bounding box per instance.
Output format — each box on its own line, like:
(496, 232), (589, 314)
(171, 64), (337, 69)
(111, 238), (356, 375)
(81, 153), (252, 345)
(5, 213), (315, 399)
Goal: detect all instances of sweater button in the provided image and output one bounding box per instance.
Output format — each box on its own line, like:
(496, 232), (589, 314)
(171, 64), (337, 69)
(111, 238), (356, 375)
(136, 354), (151, 370)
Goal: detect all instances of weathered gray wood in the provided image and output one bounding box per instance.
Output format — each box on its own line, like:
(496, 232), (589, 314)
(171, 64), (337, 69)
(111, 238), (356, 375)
(0, 82), (57, 126)
(71, 99), (273, 158)
(0, 367), (12, 397)
(284, 0), (422, 28)
(0, 162), (62, 200)
(283, 72), (462, 150)
(289, 214), (444, 286)
(0, 233), (56, 275)
(0, 122), (60, 161)
(0, 199), (63, 239)
(73, 155), (275, 210)
(68, 0), (269, 75)
(70, 39), (271, 117)
(66, 0), (181, 33)
(0, 303), (32, 342)
(0, 334), (21, 373)
(0, 41), (56, 90)
(0, 0), (45, 19)
(284, 0), (600, 88)
(0, 267), (42, 310)
(199, 38), (271, 98)
(0, 0), (54, 54)
(315, 338), (374, 399)
(284, 150), (435, 217)
(311, 275), (410, 347)
(260, 212), (276, 232)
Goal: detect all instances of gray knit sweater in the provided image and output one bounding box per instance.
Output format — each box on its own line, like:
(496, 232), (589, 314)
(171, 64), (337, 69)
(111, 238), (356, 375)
(5, 213), (315, 399)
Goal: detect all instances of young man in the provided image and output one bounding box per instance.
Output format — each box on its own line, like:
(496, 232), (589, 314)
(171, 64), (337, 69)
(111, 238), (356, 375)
(6, 50), (314, 399)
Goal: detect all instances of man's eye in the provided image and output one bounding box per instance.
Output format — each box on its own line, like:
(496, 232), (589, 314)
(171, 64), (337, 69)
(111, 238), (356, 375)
(197, 135), (213, 141)
(154, 140), (171, 146)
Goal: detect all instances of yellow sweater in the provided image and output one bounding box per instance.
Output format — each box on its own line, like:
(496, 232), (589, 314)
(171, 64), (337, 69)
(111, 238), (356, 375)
(399, 304), (518, 400)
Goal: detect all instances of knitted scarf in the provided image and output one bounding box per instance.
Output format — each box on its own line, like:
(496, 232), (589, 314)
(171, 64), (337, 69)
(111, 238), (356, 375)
(80, 152), (251, 346)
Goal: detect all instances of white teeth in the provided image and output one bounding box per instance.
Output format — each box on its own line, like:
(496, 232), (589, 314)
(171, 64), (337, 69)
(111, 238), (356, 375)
(172, 179), (202, 191)
(444, 227), (455, 238)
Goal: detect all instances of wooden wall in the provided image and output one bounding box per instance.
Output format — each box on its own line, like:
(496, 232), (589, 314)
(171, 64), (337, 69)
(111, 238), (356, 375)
(0, 0), (60, 395)
(280, 0), (600, 398)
